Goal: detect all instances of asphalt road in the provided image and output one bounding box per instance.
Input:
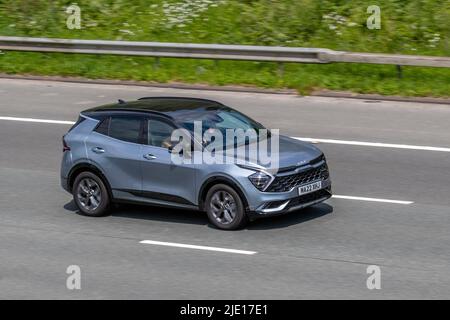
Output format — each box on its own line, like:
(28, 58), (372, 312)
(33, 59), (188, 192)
(0, 78), (449, 299)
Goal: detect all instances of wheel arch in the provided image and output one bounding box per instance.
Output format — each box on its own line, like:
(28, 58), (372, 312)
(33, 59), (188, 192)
(67, 162), (113, 199)
(198, 175), (249, 212)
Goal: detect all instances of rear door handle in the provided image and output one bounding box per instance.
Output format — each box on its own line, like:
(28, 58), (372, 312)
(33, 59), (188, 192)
(143, 153), (157, 160)
(92, 147), (105, 154)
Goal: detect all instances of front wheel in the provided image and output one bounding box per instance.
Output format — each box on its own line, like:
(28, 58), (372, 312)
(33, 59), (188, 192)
(205, 184), (248, 230)
(73, 171), (111, 217)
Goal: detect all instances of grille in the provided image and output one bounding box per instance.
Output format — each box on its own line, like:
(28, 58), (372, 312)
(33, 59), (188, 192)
(267, 163), (329, 193)
(286, 188), (331, 210)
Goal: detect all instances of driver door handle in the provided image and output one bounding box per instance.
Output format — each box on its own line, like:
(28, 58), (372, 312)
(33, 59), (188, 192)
(92, 147), (105, 154)
(143, 153), (157, 160)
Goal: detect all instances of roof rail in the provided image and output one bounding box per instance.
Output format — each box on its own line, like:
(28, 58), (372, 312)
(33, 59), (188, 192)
(137, 96), (223, 105)
(87, 108), (175, 119)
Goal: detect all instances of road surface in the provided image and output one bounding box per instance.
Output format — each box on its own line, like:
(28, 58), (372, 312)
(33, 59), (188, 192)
(0, 78), (449, 299)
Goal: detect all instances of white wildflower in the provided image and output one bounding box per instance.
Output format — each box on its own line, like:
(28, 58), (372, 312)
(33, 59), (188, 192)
(161, 0), (226, 28)
(119, 29), (135, 35)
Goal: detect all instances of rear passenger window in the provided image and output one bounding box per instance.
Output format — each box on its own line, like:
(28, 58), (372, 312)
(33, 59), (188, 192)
(94, 117), (110, 135)
(108, 116), (142, 144)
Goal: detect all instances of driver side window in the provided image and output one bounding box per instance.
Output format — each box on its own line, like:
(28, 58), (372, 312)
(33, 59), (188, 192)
(147, 118), (177, 149)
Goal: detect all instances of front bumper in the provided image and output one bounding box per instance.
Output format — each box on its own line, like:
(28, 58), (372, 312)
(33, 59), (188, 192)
(248, 181), (332, 219)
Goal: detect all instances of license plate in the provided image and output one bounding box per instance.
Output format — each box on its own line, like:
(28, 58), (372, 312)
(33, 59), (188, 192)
(298, 181), (322, 196)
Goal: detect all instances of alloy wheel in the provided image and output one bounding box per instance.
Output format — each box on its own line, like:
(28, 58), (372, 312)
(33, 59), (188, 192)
(76, 178), (102, 211)
(209, 190), (237, 225)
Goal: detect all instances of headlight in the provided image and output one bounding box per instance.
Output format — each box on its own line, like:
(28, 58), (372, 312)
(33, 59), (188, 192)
(248, 171), (272, 191)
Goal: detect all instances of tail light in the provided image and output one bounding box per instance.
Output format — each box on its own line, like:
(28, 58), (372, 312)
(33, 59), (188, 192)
(62, 136), (71, 152)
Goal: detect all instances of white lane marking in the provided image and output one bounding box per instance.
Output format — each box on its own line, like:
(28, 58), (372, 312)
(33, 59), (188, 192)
(0, 116), (448, 153)
(293, 137), (450, 153)
(140, 240), (257, 255)
(333, 195), (413, 205)
(0, 116), (75, 125)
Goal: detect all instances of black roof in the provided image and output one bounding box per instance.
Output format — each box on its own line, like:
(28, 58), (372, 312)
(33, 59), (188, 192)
(84, 97), (227, 119)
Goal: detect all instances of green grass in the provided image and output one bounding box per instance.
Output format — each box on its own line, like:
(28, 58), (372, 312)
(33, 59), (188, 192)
(0, 0), (449, 97)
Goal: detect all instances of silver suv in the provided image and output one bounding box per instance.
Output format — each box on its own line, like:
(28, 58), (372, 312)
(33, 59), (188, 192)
(61, 97), (332, 230)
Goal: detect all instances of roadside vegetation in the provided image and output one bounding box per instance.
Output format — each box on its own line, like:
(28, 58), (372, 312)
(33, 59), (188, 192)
(0, 0), (448, 97)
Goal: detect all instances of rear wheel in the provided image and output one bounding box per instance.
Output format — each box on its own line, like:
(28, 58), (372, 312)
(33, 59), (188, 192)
(73, 171), (110, 217)
(205, 184), (248, 230)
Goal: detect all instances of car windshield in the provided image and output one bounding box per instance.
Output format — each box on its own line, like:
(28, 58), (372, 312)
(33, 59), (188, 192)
(171, 107), (268, 148)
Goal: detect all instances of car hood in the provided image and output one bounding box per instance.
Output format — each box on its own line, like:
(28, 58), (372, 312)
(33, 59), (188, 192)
(220, 135), (323, 172)
(261, 135), (322, 170)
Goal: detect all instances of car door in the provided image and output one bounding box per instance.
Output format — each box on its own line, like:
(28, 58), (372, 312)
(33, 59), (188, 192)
(85, 114), (143, 195)
(140, 116), (198, 207)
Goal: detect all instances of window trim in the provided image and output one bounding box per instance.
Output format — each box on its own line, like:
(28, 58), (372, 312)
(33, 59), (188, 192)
(93, 116), (110, 136)
(68, 116), (87, 132)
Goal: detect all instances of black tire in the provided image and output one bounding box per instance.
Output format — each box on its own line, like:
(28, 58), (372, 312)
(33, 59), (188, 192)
(73, 171), (111, 217)
(205, 184), (248, 230)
